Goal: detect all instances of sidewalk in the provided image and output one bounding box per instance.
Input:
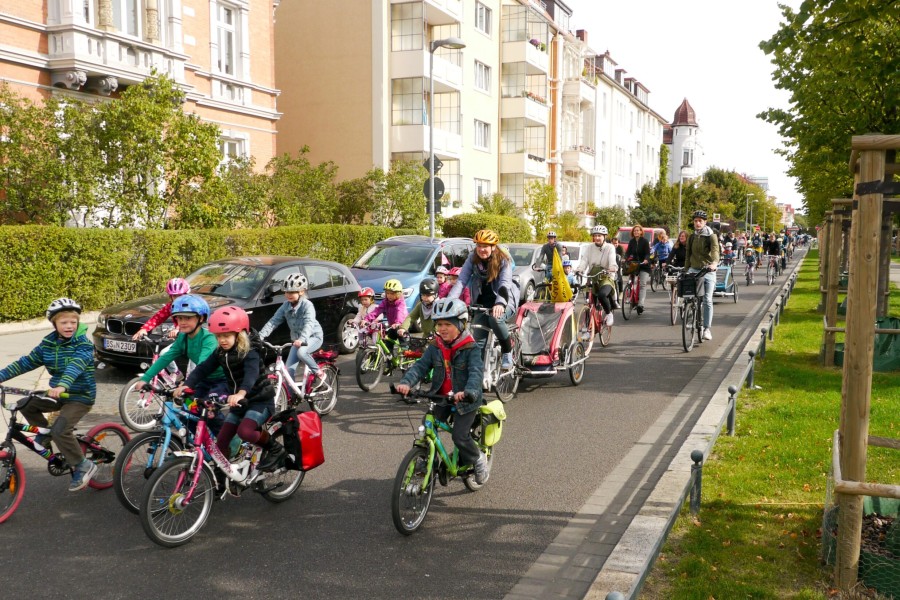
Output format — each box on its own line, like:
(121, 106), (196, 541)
(0, 311), (99, 336)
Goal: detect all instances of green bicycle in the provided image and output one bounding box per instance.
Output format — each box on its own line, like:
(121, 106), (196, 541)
(355, 322), (427, 392)
(389, 385), (505, 535)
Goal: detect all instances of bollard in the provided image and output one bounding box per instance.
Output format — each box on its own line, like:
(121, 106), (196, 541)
(759, 328), (767, 359)
(727, 385), (738, 436)
(690, 449), (704, 515)
(747, 350), (756, 388)
(774, 301), (781, 327)
(768, 315), (775, 340)
(606, 593), (626, 600)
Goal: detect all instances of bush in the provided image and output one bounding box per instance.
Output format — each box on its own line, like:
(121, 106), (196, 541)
(442, 213), (532, 243)
(0, 224), (399, 321)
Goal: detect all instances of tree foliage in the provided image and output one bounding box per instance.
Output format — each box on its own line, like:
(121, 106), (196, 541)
(267, 146), (340, 225)
(759, 0), (900, 225)
(524, 180), (557, 241)
(473, 192), (522, 218)
(592, 206), (628, 235)
(369, 160), (428, 230)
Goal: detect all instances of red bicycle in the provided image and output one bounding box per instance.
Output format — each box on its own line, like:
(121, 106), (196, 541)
(576, 272), (613, 354)
(621, 261), (643, 321)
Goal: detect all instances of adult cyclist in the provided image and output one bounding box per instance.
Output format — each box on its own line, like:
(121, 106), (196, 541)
(576, 225), (619, 326)
(684, 210), (720, 341)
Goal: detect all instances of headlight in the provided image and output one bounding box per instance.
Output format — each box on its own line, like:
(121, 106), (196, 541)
(403, 287), (414, 298)
(97, 314), (107, 327)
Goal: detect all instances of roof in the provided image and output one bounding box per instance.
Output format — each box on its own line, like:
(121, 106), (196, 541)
(672, 98), (698, 126)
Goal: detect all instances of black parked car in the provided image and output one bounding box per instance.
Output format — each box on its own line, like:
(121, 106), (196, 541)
(93, 256), (361, 370)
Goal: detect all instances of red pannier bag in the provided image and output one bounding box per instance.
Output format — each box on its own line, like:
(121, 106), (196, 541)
(297, 411), (325, 471)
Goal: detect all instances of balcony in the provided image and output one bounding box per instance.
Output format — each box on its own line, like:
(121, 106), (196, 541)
(391, 50), (463, 93)
(46, 25), (188, 94)
(562, 146), (596, 174)
(501, 93), (549, 127)
(390, 0), (462, 25)
(502, 40), (549, 74)
(391, 124), (462, 159)
(500, 152), (549, 178)
(563, 79), (596, 106)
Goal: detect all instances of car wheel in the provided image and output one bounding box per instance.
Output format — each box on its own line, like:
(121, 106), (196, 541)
(523, 281), (536, 304)
(337, 313), (358, 354)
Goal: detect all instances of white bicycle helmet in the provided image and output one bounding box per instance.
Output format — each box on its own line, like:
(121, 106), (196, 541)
(46, 297), (82, 321)
(283, 272), (308, 292)
(590, 225), (608, 236)
(430, 298), (469, 322)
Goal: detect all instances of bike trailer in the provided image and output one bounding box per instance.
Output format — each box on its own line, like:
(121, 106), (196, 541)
(479, 400), (507, 447)
(515, 301), (575, 372)
(715, 264), (732, 293)
(268, 408), (325, 471)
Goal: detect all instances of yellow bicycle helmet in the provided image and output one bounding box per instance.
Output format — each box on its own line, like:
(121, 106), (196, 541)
(383, 279), (403, 293)
(473, 229), (500, 245)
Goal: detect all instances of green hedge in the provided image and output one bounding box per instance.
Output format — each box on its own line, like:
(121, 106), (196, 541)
(0, 224), (409, 322)
(441, 213), (532, 243)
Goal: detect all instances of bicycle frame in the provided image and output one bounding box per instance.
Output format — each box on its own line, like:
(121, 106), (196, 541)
(468, 306), (502, 391)
(2, 387), (82, 469)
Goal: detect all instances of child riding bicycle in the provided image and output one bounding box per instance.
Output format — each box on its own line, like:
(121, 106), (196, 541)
(131, 277), (191, 341)
(399, 279), (439, 339)
(364, 279), (409, 360)
(0, 298), (98, 491)
(395, 298), (489, 484)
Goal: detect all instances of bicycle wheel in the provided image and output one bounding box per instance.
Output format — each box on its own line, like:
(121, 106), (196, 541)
(767, 263), (774, 285)
(140, 456), (214, 547)
(82, 423), (130, 490)
(599, 313), (612, 347)
(119, 377), (165, 432)
(355, 348), (384, 392)
(391, 446), (436, 535)
(732, 282), (739, 303)
(114, 431), (184, 514)
(650, 268), (658, 292)
(260, 425), (305, 502)
(621, 283), (633, 321)
(308, 364), (339, 416)
(577, 305), (595, 355)
(494, 341), (521, 403)
(746, 268), (752, 286)
(681, 301), (696, 352)
(568, 342), (586, 386)
(669, 288), (678, 326)
(463, 446), (493, 492)
(0, 446), (25, 524)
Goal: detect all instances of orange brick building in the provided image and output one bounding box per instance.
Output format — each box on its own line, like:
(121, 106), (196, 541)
(0, 0), (280, 164)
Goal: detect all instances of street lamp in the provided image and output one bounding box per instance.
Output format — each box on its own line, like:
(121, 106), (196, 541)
(428, 36), (466, 239)
(745, 193), (753, 231)
(677, 164), (689, 232)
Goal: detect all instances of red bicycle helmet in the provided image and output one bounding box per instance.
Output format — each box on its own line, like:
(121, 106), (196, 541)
(208, 306), (251, 334)
(448, 267), (462, 276)
(358, 287), (375, 298)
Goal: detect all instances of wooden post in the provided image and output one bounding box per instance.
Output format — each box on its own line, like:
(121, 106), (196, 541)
(819, 211), (832, 312)
(835, 145), (884, 591)
(877, 219), (891, 317)
(824, 211), (842, 366)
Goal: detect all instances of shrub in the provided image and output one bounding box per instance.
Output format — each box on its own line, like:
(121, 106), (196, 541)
(441, 213), (532, 243)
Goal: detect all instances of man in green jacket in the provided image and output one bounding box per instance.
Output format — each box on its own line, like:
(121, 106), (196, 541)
(684, 210), (721, 341)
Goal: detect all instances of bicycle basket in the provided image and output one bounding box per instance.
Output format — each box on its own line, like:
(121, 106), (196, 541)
(677, 275), (697, 297)
(312, 344), (339, 362)
(622, 260), (640, 276)
(403, 336), (430, 359)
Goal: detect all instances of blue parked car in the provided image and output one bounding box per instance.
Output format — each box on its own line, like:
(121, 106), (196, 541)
(351, 235), (475, 310)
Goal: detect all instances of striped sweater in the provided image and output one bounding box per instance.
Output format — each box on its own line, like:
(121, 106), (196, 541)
(0, 324), (96, 405)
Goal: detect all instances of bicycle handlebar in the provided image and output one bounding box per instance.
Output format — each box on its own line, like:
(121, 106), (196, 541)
(0, 386), (68, 408)
(388, 383), (476, 406)
(149, 385), (238, 409)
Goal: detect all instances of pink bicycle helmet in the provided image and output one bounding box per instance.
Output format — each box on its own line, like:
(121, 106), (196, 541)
(359, 287), (375, 298)
(448, 267), (462, 276)
(208, 306), (251, 334)
(166, 277), (191, 295)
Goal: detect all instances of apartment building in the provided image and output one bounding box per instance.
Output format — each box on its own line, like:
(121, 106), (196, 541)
(0, 0), (280, 165)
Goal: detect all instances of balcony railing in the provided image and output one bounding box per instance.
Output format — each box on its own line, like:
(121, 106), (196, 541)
(502, 40), (549, 74)
(562, 146), (596, 173)
(391, 124), (463, 158)
(563, 78), (596, 106)
(501, 94), (549, 127)
(500, 151), (549, 178)
(391, 50), (463, 93)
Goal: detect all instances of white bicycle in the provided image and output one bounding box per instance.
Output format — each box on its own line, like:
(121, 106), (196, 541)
(262, 341), (339, 416)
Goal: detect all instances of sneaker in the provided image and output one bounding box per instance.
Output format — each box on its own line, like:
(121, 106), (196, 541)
(611, 299), (619, 309)
(604, 313), (614, 327)
(68, 459), (98, 492)
(500, 353), (513, 370)
(474, 453), (491, 485)
(702, 328), (713, 340)
(311, 370), (327, 391)
(636, 304), (644, 315)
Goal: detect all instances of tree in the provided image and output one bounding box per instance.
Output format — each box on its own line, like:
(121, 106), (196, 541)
(759, 1), (900, 225)
(592, 206), (628, 235)
(524, 180), (557, 241)
(175, 156), (271, 229)
(369, 160), (428, 230)
(335, 175), (373, 225)
(554, 211), (588, 241)
(473, 192), (522, 218)
(268, 145), (340, 226)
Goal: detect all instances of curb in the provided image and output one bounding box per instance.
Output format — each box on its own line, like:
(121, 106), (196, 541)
(0, 311), (100, 336)
(584, 252), (807, 599)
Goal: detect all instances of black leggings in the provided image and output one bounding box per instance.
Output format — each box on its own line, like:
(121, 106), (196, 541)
(594, 283), (616, 314)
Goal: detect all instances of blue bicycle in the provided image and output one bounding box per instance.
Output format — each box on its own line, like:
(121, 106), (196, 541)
(112, 390), (200, 514)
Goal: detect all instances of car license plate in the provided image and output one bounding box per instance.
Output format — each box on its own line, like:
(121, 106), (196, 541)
(104, 339), (137, 353)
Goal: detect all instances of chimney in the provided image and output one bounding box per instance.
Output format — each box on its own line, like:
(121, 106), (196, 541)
(576, 29), (588, 44)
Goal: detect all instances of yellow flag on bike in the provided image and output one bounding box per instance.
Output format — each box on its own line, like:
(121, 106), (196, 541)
(550, 248), (573, 303)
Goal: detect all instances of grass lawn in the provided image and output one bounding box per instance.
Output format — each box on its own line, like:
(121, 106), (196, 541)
(640, 251), (900, 599)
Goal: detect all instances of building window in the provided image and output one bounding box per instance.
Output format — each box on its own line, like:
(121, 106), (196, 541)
(392, 78), (424, 126)
(475, 2), (492, 35)
(475, 61), (491, 92)
(219, 135), (246, 167)
(216, 3), (237, 75)
(113, 0), (141, 37)
(474, 120), (490, 150)
(433, 92), (460, 134)
(391, 2), (423, 51)
(501, 119), (524, 154)
(475, 178), (491, 199)
(500, 174), (525, 207)
(683, 148), (694, 167)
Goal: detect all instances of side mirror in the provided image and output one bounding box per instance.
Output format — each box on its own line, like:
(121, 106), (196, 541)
(266, 283), (282, 297)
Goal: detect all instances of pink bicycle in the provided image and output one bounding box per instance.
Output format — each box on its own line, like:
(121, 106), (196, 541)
(138, 388), (305, 547)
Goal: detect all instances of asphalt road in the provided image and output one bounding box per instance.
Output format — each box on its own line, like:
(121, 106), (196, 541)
(0, 261), (793, 599)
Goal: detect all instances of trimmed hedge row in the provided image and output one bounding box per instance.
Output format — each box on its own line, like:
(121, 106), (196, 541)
(0, 225), (414, 322)
(441, 213), (532, 243)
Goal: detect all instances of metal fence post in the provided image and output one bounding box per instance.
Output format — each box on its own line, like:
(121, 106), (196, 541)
(774, 300), (781, 327)
(747, 350), (756, 388)
(690, 450), (704, 515)
(727, 385), (738, 436)
(759, 328), (767, 359)
(768, 315), (775, 340)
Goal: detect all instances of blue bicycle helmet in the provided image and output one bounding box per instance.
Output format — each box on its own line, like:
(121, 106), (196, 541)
(562, 259), (572, 267)
(170, 294), (210, 320)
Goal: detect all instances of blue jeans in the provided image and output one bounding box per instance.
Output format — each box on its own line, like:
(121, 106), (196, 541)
(286, 335), (323, 379)
(471, 304), (516, 353)
(688, 268), (717, 329)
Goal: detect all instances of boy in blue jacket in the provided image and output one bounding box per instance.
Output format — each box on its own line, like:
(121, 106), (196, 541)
(0, 298), (98, 491)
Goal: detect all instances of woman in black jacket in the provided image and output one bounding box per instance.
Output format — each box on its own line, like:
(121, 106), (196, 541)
(625, 224), (652, 314)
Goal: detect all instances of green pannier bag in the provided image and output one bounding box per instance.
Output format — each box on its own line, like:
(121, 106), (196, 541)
(479, 400), (507, 447)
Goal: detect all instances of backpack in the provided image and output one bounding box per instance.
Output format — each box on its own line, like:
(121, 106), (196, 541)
(267, 408), (325, 471)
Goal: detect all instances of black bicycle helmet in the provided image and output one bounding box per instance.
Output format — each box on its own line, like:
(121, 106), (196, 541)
(419, 278), (438, 296)
(692, 210), (708, 220)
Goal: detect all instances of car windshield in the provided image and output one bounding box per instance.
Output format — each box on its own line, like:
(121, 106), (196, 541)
(353, 244), (433, 273)
(508, 247), (536, 267)
(186, 263), (269, 299)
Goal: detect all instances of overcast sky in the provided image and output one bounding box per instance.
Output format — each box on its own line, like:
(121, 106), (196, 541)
(567, 0), (803, 211)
